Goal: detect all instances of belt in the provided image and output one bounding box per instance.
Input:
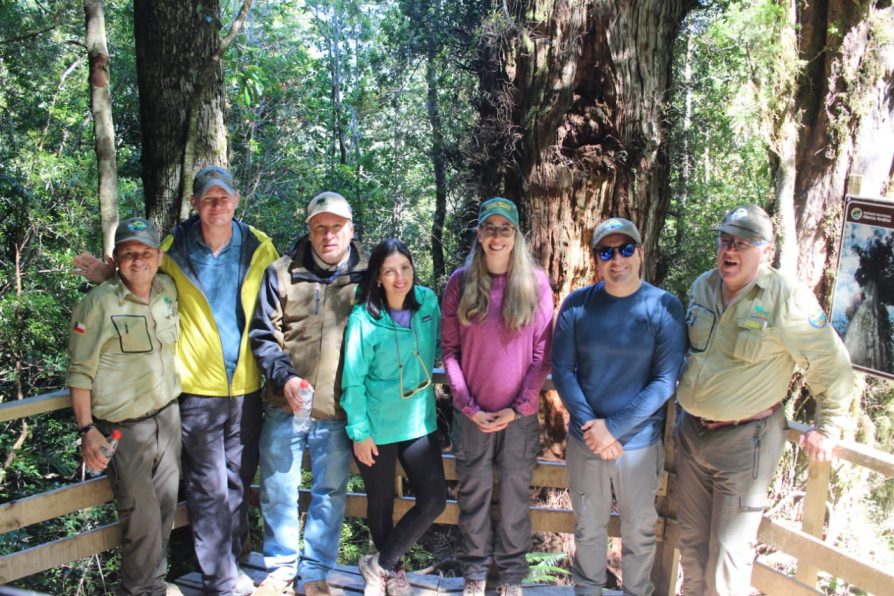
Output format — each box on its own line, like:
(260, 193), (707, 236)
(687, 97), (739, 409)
(695, 402), (781, 431)
(115, 399), (176, 425)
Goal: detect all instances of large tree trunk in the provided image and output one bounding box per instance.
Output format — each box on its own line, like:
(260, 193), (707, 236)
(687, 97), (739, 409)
(474, 0), (694, 449)
(793, 0), (894, 300)
(85, 0), (118, 258)
(133, 0), (229, 231)
(474, 0), (694, 295)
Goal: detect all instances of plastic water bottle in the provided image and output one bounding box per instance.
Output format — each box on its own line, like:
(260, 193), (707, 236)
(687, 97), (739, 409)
(86, 428), (122, 476)
(292, 379), (314, 433)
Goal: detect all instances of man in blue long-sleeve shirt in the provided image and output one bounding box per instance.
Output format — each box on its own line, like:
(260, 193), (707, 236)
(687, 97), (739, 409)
(552, 218), (687, 595)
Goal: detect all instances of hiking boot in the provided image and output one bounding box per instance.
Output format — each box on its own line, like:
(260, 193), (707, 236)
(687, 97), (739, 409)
(360, 553), (389, 596)
(463, 578), (486, 596)
(253, 575), (290, 596)
(304, 579), (333, 595)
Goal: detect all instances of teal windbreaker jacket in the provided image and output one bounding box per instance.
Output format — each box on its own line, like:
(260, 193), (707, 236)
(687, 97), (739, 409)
(341, 285), (440, 444)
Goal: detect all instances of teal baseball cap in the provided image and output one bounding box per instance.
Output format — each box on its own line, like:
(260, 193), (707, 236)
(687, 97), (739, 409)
(478, 197), (519, 227)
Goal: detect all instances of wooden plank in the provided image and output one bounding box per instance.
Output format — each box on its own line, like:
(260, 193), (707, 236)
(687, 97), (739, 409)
(0, 477), (113, 533)
(0, 390), (70, 423)
(795, 459), (830, 587)
(0, 503), (189, 583)
(0, 523), (120, 583)
(758, 517), (894, 594)
(752, 560), (822, 595)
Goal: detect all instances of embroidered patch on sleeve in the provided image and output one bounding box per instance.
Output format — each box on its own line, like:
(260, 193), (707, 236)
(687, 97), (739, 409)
(73, 321), (86, 334)
(808, 310), (828, 329)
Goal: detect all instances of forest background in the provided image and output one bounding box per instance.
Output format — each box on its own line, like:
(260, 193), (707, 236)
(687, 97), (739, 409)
(1, 0), (893, 593)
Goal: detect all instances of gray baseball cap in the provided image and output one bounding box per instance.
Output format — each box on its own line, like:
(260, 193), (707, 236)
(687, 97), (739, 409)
(305, 191), (353, 223)
(115, 217), (161, 249)
(715, 204), (774, 242)
(193, 165), (237, 198)
(590, 217), (642, 250)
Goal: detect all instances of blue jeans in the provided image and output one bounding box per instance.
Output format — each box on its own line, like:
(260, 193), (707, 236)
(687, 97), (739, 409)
(259, 405), (351, 584)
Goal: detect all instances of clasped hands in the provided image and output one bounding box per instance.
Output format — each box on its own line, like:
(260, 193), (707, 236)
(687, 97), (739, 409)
(582, 418), (623, 460)
(472, 408), (516, 433)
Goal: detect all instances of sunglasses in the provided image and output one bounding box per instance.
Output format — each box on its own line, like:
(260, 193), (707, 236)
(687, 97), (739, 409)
(480, 223), (516, 238)
(394, 327), (433, 399)
(596, 242), (637, 262)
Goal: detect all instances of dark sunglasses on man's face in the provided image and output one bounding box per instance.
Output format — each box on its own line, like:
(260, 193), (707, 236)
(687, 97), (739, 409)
(596, 242), (637, 262)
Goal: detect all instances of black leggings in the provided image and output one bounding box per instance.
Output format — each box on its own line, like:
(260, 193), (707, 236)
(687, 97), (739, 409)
(355, 431), (447, 571)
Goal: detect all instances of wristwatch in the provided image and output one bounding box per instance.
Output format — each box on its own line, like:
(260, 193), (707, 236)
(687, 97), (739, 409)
(78, 422), (97, 436)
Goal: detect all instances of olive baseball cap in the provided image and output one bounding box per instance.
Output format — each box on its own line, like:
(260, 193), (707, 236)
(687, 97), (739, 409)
(115, 217), (161, 249)
(193, 165), (237, 198)
(716, 204), (774, 242)
(590, 217), (642, 250)
(305, 191), (353, 223)
(478, 197), (519, 227)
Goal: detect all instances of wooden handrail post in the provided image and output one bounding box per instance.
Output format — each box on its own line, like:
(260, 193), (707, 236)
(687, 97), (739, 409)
(795, 457), (831, 587)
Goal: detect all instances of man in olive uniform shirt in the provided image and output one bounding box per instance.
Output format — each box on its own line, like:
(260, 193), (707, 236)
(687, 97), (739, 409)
(675, 204), (854, 596)
(68, 218), (181, 595)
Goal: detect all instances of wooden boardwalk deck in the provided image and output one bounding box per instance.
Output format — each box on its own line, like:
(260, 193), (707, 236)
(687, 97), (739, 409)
(172, 553), (577, 595)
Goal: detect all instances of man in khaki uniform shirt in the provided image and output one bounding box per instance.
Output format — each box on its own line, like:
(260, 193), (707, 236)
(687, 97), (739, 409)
(675, 204), (854, 596)
(68, 218), (181, 596)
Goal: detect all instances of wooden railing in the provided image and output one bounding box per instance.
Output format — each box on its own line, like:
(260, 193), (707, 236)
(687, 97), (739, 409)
(2, 380), (894, 594)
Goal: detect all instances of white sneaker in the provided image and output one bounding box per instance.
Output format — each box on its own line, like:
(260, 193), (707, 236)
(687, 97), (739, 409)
(234, 567), (256, 596)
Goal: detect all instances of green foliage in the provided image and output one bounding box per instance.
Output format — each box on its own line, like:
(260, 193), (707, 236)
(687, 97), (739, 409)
(524, 551), (571, 584)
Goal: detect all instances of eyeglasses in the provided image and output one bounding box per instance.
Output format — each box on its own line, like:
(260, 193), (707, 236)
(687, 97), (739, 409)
(480, 223), (516, 238)
(716, 234), (767, 252)
(596, 242), (637, 262)
(394, 326), (432, 399)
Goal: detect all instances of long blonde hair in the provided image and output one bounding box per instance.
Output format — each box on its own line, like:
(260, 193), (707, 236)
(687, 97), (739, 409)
(456, 230), (540, 330)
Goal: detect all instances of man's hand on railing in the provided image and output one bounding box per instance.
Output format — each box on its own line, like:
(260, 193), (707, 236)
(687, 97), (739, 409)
(73, 252), (115, 284)
(799, 429), (836, 463)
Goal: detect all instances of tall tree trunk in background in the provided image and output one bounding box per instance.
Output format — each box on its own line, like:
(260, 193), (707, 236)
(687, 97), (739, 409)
(474, 0), (694, 298)
(793, 0), (894, 301)
(85, 0), (118, 258)
(133, 0), (228, 232)
(426, 38), (448, 291)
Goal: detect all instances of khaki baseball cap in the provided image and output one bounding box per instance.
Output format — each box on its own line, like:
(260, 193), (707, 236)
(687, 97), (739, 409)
(115, 217), (161, 249)
(305, 192), (353, 223)
(716, 204), (774, 242)
(590, 217), (642, 250)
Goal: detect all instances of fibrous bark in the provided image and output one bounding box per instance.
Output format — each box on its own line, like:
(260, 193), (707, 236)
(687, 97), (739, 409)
(793, 0), (894, 300)
(473, 0), (695, 299)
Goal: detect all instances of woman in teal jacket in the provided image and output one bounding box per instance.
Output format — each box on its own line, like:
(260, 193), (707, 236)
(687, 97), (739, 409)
(342, 238), (447, 596)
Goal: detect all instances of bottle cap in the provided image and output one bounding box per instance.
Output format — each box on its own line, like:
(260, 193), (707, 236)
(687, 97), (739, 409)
(299, 379), (310, 388)
(111, 429), (122, 440)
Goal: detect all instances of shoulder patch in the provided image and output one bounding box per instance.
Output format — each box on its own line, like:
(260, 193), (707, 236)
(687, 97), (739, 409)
(73, 321), (86, 334)
(808, 310), (828, 329)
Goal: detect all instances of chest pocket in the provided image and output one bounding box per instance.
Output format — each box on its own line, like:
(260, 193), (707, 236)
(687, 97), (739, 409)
(732, 320), (776, 363)
(686, 303), (716, 352)
(111, 315), (152, 353)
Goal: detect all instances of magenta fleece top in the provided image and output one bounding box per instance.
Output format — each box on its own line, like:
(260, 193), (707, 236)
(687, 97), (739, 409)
(441, 266), (554, 418)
